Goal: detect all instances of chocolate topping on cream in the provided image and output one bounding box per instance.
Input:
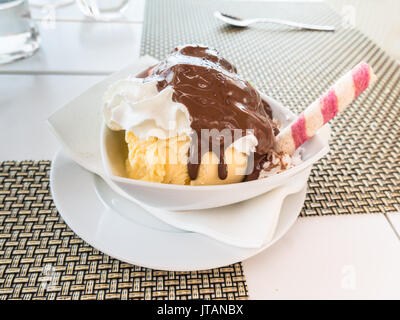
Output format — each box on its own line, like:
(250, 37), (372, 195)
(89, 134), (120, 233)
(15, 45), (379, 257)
(146, 45), (276, 181)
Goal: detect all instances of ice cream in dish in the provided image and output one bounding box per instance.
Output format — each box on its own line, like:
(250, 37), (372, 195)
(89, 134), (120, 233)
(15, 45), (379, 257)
(104, 44), (289, 185)
(103, 44), (376, 186)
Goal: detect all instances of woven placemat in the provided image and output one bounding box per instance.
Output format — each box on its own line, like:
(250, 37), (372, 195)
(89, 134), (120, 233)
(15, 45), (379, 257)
(140, 0), (400, 216)
(0, 162), (248, 300)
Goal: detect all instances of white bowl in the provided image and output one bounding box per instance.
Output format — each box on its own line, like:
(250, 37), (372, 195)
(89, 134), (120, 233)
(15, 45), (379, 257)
(100, 93), (331, 211)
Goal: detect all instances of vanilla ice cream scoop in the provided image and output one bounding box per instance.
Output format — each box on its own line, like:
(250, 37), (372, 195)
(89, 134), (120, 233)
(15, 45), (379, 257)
(125, 131), (248, 185)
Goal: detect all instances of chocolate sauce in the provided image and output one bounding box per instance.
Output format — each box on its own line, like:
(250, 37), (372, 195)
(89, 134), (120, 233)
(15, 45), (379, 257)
(147, 45), (276, 181)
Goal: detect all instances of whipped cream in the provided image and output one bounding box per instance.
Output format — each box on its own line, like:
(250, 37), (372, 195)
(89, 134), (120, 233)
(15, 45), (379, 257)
(231, 134), (258, 155)
(103, 76), (259, 155)
(104, 77), (192, 139)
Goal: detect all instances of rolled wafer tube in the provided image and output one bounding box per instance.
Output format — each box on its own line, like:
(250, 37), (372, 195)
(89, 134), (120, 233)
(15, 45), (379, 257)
(274, 62), (377, 154)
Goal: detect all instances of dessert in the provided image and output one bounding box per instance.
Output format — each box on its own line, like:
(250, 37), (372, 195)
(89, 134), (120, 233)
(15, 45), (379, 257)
(103, 45), (375, 185)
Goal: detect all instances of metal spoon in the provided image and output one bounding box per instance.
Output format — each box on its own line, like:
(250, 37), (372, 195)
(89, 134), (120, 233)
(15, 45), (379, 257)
(214, 11), (335, 32)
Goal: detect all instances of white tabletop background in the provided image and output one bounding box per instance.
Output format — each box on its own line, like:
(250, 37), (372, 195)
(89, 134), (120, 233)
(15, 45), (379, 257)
(1, 0), (399, 299)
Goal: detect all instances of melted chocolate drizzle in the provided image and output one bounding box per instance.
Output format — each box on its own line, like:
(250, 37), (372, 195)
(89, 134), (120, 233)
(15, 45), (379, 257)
(145, 45), (277, 181)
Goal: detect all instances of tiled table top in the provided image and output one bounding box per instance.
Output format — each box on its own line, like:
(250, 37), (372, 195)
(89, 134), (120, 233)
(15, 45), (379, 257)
(29, 0), (145, 23)
(0, 21), (142, 75)
(385, 213), (400, 240)
(243, 214), (400, 299)
(0, 0), (399, 300)
(0, 74), (103, 160)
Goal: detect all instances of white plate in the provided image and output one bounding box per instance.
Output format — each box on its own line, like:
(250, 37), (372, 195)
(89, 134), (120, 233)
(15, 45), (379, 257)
(50, 150), (307, 271)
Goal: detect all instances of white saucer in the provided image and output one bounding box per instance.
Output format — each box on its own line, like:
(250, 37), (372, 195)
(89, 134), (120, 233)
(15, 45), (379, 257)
(50, 150), (307, 271)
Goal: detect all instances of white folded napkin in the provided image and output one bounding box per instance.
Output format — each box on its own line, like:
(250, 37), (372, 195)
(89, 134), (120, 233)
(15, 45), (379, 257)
(142, 169), (308, 248)
(48, 56), (310, 248)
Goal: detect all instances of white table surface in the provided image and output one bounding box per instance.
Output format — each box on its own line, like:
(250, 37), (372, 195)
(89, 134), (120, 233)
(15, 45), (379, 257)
(0, 21), (142, 75)
(29, 0), (145, 23)
(243, 214), (400, 299)
(0, 0), (399, 300)
(0, 74), (103, 160)
(386, 213), (400, 240)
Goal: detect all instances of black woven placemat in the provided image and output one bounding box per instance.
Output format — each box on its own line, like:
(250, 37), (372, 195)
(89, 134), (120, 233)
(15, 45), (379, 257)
(140, 0), (400, 216)
(0, 161), (248, 300)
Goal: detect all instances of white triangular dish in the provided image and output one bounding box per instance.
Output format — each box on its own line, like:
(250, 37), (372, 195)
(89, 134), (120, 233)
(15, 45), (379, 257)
(48, 56), (330, 248)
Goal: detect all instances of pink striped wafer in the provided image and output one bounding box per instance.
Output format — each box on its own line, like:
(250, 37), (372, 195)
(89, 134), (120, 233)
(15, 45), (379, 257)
(275, 62), (376, 154)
